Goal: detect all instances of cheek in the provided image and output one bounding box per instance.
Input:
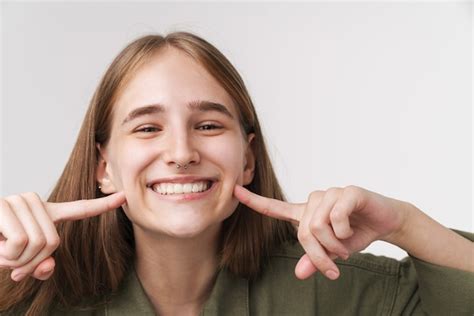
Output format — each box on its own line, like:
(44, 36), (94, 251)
(112, 142), (158, 224)
(201, 137), (246, 218)
(202, 136), (245, 178)
(112, 141), (157, 189)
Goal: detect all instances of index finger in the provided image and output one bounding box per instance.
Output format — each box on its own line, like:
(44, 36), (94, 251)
(45, 191), (126, 223)
(234, 184), (303, 224)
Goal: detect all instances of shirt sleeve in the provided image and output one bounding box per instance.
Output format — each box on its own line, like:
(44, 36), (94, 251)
(390, 229), (474, 316)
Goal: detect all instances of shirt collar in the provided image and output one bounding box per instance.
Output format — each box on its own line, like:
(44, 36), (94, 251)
(106, 267), (249, 316)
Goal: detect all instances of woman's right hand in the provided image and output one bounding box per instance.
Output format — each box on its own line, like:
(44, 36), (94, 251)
(0, 191), (126, 282)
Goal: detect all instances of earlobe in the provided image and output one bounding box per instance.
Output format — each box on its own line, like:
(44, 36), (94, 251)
(96, 143), (117, 194)
(243, 134), (256, 185)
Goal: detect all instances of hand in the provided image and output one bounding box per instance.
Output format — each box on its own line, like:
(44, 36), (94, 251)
(0, 191), (126, 282)
(234, 184), (408, 281)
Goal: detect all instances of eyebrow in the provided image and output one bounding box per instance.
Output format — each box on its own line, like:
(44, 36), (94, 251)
(121, 100), (235, 126)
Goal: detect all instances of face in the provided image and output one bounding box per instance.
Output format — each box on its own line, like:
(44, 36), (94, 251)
(96, 47), (255, 239)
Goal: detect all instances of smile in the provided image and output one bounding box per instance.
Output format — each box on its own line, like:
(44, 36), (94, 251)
(151, 180), (213, 195)
(148, 181), (217, 202)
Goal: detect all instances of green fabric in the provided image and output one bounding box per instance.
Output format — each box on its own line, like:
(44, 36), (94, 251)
(5, 230), (474, 315)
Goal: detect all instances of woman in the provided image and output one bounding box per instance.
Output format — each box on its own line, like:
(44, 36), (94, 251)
(0, 32), (473, 316)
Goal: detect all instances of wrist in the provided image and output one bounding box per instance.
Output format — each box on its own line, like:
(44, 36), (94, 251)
(381, 200), (416, 247)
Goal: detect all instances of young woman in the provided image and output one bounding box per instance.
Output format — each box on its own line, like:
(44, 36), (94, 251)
(0, 32), (473, 316)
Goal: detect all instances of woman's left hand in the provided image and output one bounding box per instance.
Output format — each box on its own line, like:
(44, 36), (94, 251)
(234, 184), (411, 281)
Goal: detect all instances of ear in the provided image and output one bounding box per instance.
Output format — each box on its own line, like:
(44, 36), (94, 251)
(96, 143), (118, 194)
(243, 133), (256, 185)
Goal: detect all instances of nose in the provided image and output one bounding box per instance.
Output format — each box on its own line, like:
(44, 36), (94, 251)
(162, 130), (200, 169)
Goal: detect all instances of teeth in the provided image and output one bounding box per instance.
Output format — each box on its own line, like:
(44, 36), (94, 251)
(173, 183), (183, 194)
(151, 181), (211, 195)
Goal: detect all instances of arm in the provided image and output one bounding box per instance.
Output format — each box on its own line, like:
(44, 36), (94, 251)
(384, 201), (474, 272)
(234, 184), (473, 278)
(233, 184), (474, 314)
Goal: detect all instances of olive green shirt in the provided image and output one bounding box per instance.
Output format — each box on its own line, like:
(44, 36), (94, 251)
(7, 230), (474, 315)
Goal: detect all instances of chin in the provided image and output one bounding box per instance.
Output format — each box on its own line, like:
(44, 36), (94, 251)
(159, 219), (221, 239)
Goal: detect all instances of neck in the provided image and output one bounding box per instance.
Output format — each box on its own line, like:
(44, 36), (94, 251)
(134, 223), (221, 315)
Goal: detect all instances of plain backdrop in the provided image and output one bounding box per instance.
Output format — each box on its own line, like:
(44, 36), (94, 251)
(1, 1), (472, 259)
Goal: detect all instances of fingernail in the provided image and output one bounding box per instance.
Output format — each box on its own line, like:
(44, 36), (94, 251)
(341, 253), (350, 260)
(11, 273), (26, 282)
(325, 269), (339, 280)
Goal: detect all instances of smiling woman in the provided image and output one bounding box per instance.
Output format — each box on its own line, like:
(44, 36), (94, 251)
(0, 32), (473, 316)
(0, 32), (296, 316)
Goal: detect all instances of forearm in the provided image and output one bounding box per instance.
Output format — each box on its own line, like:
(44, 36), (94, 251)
(385, 202), (474, 272)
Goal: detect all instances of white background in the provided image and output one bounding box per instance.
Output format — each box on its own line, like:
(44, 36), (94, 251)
(1, 1), (472, 259)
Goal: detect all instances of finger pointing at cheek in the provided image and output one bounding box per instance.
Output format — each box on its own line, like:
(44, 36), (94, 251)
(45, 191), (126, 223)
(234, 184), (343, 281)
(233, 184), (304, 228)
(1, 191), (126, 282)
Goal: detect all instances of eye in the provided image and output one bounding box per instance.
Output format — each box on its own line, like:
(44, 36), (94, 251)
(135, 126), (161, 133)
(197, 123), (222, 131)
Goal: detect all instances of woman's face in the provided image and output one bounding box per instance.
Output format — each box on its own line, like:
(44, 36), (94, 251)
(97, 47), (255, 238)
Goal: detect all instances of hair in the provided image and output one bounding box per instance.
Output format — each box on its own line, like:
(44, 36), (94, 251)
(0, 32), (297, 315)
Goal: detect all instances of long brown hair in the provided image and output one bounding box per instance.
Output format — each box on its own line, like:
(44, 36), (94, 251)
(0, 32), (297, 315)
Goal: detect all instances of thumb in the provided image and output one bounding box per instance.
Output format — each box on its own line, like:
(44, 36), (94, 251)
(31, 256), (56, 281)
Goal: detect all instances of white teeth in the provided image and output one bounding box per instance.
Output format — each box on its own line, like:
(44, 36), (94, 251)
(151, 181), (211, 195)
(183, 183), (192, 192)
(173, 183), (183, 194)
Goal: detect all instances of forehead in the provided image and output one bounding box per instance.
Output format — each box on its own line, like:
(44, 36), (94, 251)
(113, 47), (237, 120)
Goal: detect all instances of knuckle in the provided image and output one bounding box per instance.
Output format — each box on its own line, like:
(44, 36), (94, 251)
(2, 194), (16, 202)
(309, 220), (325, 234)
(326, 187), (342, 199)
(308, 190), (323, 201)
(310, 253), (330, 266)
(297, 230), (313, 243)
(0, 198), (9, 209)
(21, 192), (41, 202)
(344, 185), (361, 198)
(47, 235), (60, 251)
(29, 236), (47, 249)
(10, 233), (29, 249)
(2, 255), (21, 263)
(330, 208), (345, 222)
(5, 195), (24, 206)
